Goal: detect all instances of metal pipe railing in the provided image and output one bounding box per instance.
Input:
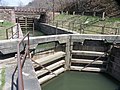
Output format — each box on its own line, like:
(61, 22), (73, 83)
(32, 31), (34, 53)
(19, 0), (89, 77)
(17, 32), (30, 90)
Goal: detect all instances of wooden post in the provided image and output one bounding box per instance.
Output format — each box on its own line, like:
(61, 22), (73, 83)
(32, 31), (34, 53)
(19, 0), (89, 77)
(62, 21), (63, 28)
(11, 27), (13, 39)
(52, 0), (55, 22)
(17, 23), (19, 38)
(6, 29), (8, 39)
(102, 12), (105, 20)
(61, 11), (64, 14)
(65, 36), (71, 70)
(118, 28), (120, 35)
(93, 12), (96, 17)
(68, 22), (70, 30)
(115, 28), (117, 35)
(25, 17), (27, 33)
(82, 12), (84, 16)
(33, 23), (35, 36)
(73, 11), (75, 15)
(55, 21), (58, 35)
(80, 24), (82, 34)
(101, 25), (105, 34)
(66, 11), (68, 15)
(72, 22), (75, 31)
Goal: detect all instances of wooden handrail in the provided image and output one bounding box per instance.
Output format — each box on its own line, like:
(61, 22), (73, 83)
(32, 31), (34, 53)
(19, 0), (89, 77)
(6, 24), (18, 39)
(6, 24), (17, 30)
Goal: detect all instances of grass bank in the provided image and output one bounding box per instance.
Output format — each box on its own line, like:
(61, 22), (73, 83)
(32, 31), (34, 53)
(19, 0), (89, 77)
(50, 14), (120, 34)
(0, 21), (14, 40)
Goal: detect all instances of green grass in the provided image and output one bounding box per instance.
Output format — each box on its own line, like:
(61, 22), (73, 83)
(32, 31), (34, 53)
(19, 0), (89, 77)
(50, 14), (120, 34)
(54, 14), (76, 21)
(0, 21), (14, 40)
(0, 29), (6, 40)
(0, 21), (13, 27)
(106, 17), (120, 22)
(0, 68), (5, 90)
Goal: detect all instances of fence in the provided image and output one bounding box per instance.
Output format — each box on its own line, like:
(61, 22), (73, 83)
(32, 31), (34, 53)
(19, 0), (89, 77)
(49, 20), (120, 35)
(6, 24), (19, 39)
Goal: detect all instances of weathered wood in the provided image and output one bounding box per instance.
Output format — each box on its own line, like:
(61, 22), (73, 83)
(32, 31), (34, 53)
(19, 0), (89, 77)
(71, 59), (106, 64)
(35, 51), (66, 65)
(72, 50), (105, 57)
(35, 60), (65, 76)
(70, 66), (106, 72)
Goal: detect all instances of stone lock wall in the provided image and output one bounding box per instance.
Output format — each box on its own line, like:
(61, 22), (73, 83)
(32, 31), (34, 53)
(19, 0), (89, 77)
(108, 45), (120, 81)
(39, 23), (78, 35)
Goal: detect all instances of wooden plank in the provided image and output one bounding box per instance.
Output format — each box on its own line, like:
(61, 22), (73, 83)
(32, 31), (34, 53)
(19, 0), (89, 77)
(35, 51), (66, 65)
(38, 68), (65, 84)
(35, 60), (65, 77)
(71, 59), (106, 64)
(70, 66), (106, 72)
(72, 50), (105, 57)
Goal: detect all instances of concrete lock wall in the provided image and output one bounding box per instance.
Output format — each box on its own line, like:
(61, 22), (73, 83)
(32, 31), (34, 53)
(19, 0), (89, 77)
(73, 39), (108, 52)
(107, 46), (120, 81)
(39, 23), (79, 35)
(0, 34), (120, 82)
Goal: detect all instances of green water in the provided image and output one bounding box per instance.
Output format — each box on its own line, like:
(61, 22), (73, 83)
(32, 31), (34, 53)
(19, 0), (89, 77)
(42, 71), (120, 90)
(22, 29), (44, 36)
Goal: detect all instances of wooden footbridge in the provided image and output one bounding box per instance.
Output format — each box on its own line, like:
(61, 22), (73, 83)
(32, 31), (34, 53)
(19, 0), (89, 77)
(14, 7), (46, 32)
(14, 7), (46, 17)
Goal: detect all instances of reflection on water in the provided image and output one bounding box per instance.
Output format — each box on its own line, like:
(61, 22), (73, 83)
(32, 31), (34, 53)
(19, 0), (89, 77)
(42, 71), (120, 90)
(115, 86), (120, 90)
(22, 29), (44, 36)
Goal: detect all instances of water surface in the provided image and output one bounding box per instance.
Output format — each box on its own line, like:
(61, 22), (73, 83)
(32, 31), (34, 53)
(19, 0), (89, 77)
(42, 71), (120, 90)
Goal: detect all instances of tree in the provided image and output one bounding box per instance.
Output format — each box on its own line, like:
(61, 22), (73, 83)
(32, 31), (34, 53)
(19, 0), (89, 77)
(0, 0), (8, 6)
(18, 0), (24, 7)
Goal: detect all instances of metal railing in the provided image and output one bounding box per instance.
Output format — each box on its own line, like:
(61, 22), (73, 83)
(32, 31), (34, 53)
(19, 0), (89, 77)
(79, 53), (107, 71)
(32, 60), (56, 76)
(80, 36), (118, 71)
(6, 23), (19, 39)
(17, 32), (30, 90)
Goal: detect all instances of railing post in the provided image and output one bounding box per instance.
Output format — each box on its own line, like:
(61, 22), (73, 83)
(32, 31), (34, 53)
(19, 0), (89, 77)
(6, 29), (8, 39)
(72, 22), (74, 31)
(33, 23), (35, 36)
(55, 21), (58, 35)
(17, 23), (19, 38)
(62, 21), (63, 28)
(115, 28), (118, 35)
(68, 22), (70, 30)
(25, 17), (28, 33)
(80, 24), (82, 34)
(11, 27), (13, 39)
(118, 28), (120, 35)
(82, 24), (85, 34)
(101, 25), (105, 34)
(27, 33), (30, 57)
